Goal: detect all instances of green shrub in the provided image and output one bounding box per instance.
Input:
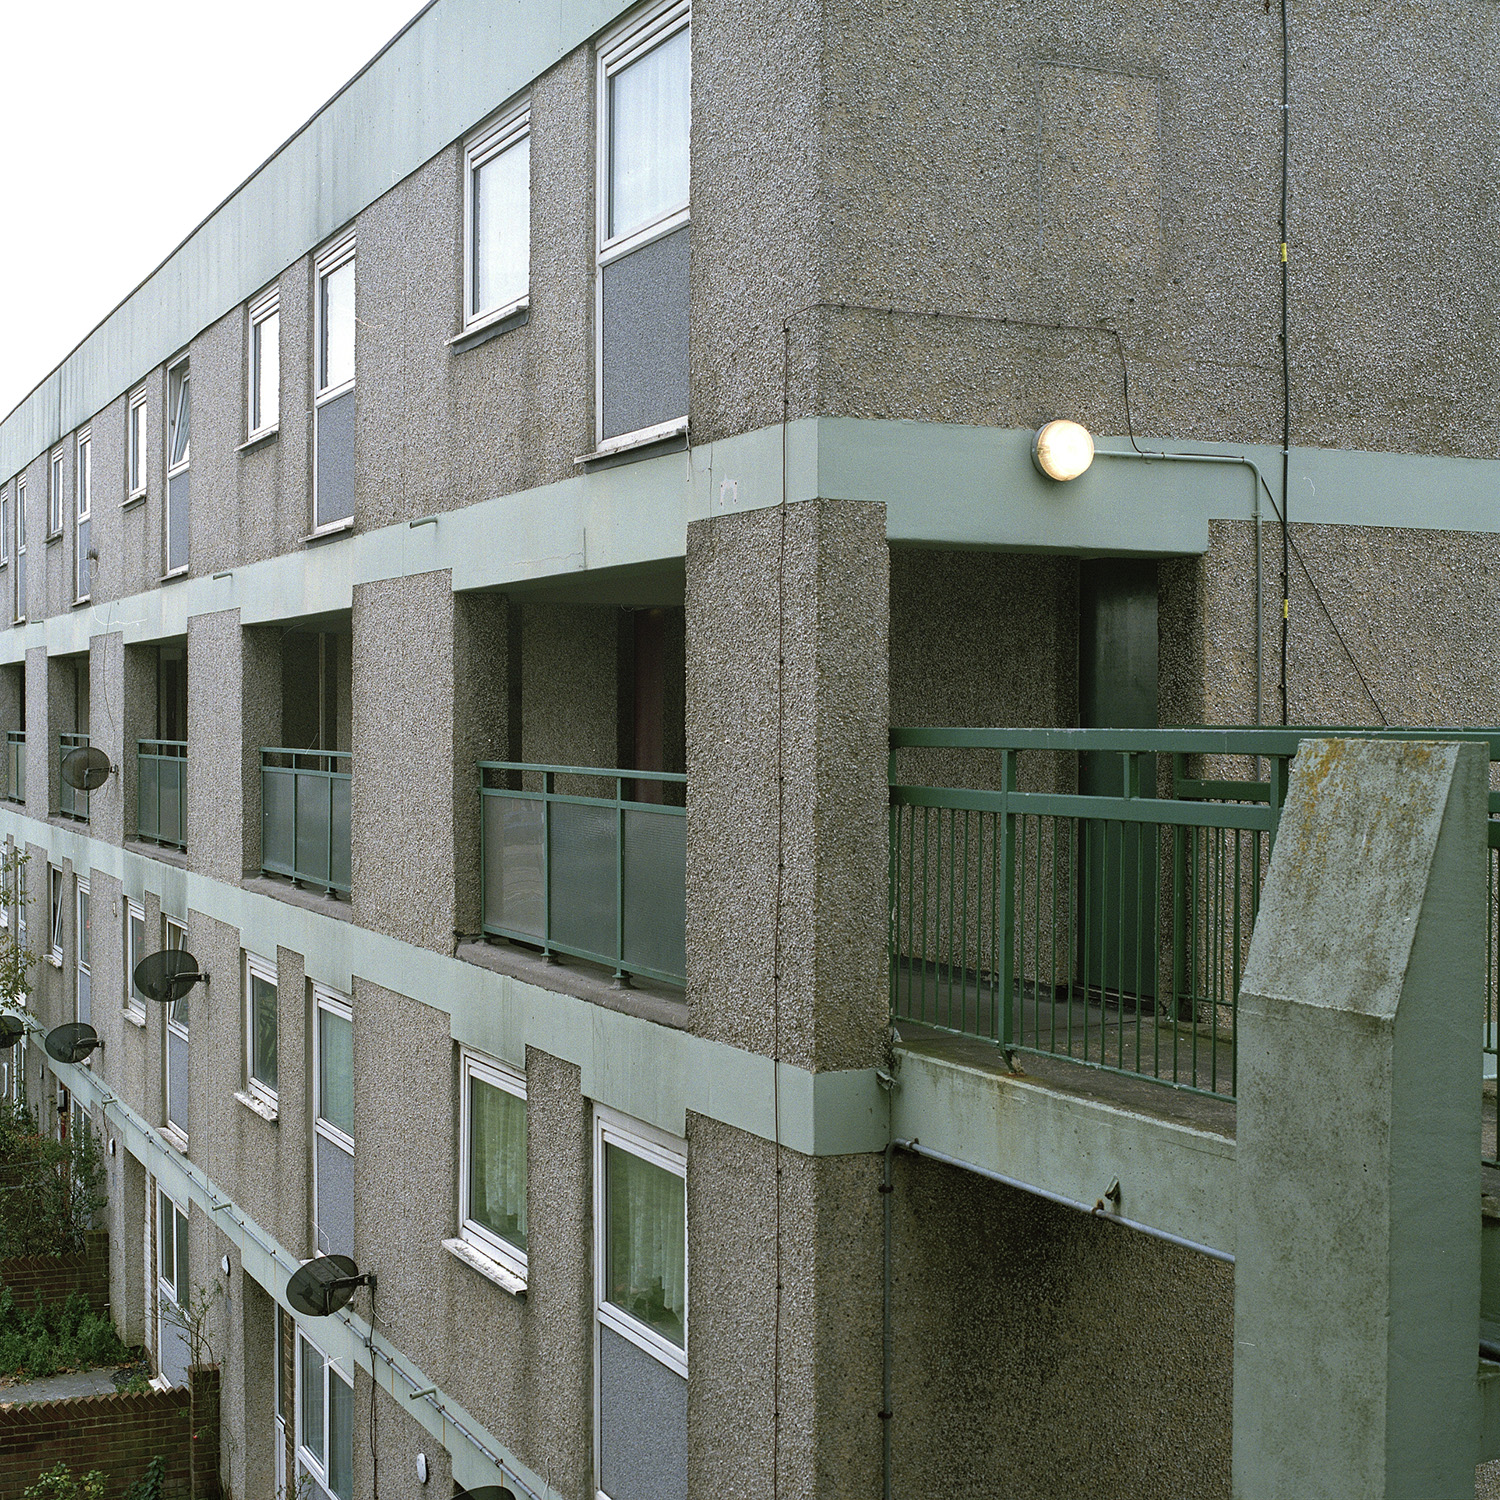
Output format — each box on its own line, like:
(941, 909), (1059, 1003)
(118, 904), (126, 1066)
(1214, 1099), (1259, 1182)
(124, 1455), (166, 1500)
(0, 1094), (106, 1260)
(0, 1285), (133, 1379)
(19, 1461), (106, 1500)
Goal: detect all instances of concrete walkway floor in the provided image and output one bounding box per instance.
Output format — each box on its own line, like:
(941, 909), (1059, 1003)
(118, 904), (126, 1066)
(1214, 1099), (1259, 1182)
(0, 1365), (124, 1405)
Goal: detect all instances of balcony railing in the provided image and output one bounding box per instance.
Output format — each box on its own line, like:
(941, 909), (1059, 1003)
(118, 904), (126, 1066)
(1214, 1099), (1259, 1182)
(480, 762), (686, 987)
(59, 732), (90, 822)
(890, 726), (1500, 1105)
(4, 732), (22, 805)
(260, 748), (351, 896)
(137, 740), (187, 850)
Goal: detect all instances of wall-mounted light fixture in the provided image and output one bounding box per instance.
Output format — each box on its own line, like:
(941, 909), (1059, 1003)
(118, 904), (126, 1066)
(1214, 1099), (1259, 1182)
(1031, 419), (1095, 481)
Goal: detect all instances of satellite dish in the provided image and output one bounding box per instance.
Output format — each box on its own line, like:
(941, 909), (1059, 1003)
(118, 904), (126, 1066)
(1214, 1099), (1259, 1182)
(286, 1255), (375, 1319)
(60, 745), (113, 792)
(0, 1015), (24, 1049)
(133, 949), (208, 1005)
(44, 1022), (102, 1064)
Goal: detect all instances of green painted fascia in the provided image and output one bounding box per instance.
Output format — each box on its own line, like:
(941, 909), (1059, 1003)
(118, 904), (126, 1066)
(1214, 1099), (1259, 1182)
(0, 807), (888, 1156)
(9, 419), (1500, 667)
(0, 0), (637, 480)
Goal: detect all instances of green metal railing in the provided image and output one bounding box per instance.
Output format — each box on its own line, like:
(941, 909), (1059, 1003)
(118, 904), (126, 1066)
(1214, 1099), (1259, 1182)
(480, 761), (686, 987)
(137, 740), (186, 850)
(59, 732), (89, 823)
(260, 748), (351, 896)
(891, 726), (1500, 1102)
(5, 731), (22, 805)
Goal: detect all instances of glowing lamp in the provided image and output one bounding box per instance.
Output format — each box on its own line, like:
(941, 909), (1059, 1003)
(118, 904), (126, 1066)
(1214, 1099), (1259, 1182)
(1031, 420), (1095, 481)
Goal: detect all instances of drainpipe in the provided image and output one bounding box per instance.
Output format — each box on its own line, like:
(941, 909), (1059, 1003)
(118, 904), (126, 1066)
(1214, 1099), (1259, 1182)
(880, 1138), (895, 1500)
(1093, 447), (1281, 730)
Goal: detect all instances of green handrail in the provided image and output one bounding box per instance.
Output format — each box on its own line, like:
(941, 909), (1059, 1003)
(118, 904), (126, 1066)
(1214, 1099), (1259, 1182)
(890, 725), (1500, 1107)
(5, 731), (23, 806)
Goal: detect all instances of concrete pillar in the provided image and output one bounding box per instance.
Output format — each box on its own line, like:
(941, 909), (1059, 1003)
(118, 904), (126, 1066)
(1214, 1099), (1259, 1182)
(88, 632), (125, 845)
(685, 498), (889, 1069)
(350, 571), (512, 950)
(1234, 737), (1485, 1500)
(186, 610), (281, 883)
(24, 645), (48, 819)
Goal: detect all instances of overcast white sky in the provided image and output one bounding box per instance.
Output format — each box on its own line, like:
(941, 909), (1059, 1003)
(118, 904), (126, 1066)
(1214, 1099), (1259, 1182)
(0, 0), (426, 422)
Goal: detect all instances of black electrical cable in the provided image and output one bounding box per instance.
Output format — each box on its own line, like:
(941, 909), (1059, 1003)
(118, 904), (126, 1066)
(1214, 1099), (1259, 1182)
(1279, 0), (1292, 725)
(368, 1278), (380, 1499)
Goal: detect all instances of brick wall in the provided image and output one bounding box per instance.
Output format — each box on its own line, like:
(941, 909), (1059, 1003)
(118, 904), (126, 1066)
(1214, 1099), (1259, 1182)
(0, 1386), (191, 1499)
(0, 1230), (109, 1315)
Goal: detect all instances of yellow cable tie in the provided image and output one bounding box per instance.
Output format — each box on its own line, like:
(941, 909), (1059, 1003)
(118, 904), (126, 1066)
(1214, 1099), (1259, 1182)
(1281, 243), (1288, 263)
(1283, 598), (1290, 619)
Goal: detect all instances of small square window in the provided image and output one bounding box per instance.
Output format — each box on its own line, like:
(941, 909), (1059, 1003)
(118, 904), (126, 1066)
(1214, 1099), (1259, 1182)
(464, 109), (530, 329)
(316, 242), (356, 397)
(75, 431), (91, 601)
(460, 1052), (528, 1277)
(167, 361), (191, 473)
(249, 291), (280, 436)
(245, 953), (278, 1100)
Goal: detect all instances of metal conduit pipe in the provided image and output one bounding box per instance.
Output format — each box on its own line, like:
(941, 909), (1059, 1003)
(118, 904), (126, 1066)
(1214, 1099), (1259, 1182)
(1093, 447), (1281, 733)
(892, 1138), (1235, 1264)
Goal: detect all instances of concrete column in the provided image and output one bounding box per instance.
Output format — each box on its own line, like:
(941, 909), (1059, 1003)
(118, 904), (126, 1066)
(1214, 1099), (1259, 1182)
(186, 610), (281, 883)
(88, 632), (125, 845)
(1234, 737), (1485, 1500)
(350, 571), (512, 950)
(24, 645), (49, 818)
(685, 498), (889, 1070)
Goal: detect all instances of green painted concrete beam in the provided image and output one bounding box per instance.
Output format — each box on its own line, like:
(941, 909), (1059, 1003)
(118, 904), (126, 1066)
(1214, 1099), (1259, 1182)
(0, 807), (887, 1157)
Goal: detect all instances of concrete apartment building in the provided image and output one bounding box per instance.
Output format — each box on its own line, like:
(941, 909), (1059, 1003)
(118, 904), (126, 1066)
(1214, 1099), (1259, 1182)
(2, 1), (1499, 1497)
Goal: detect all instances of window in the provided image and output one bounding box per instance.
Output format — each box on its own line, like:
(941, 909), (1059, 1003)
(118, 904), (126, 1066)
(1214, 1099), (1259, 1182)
(156, 1188), (190, 1386)
(1, 484), (9, 566)
(164, 916), (188, 1141)
(125, 900), (146, 1019)
(601, 5), (690, 248)
(464, 107), (530, 329)
(48, 450), (63, 535)
(48, 865), (62, 963)
(127, 388), (147, 498)
(595, 1108), (687, 1369)
(13, 478), (25, 623)
(244, 953), (277, 1103)
(313, 235), (356, 533)
(459, 1052), (528, 1278)
(594, 1), (692, 449)
(75, 431), (91, 601)
(296, 1330), (353, 1500)
(249, 290), (280, 437)
(75, 879), (90, 1027)
(313, 985), (354, 1257)
(18, 857), (27, 947)
(166, 358), (190, 574)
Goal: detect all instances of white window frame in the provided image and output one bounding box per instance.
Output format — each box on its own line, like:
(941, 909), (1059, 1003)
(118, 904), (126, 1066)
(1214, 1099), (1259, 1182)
(1, 483), (10, 567)
(593, 0), (691, 449)
(156, 1185), (189, 1384)
(48, 449), (64, 536)
(248, 289), (281, 439)
(295, 1327), (353, 1500)
(165, 357), (190, 578)
(125, 899), (146, 1020)
(593, 1103), (688, 1377)
(48, 865), (63, 965)
(75, 429), (91, 603)
(314, 983), (353, 1151)
(13, 477), (25, 623)
(244, 952), (278, 1106)
(164, 916), (188, 1036)
(458, 1050), (528, 1279)
(312, 233), (357, 535)
(462, 103), (531, 333)
(127, 388), (147, 500)
(75, 877), (90, 1021)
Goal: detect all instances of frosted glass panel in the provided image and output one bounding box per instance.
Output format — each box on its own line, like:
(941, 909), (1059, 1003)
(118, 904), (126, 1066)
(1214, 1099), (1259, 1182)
(483, 795), (544, 937)
(167, 472), (189, 572)
(295, 772), (332, 884)
(315, 1133), (354, 1259)
(623, 809), (686, 980)
(318, 1009), (353, 1137)
(609, 27), (690, 239)
(139, 756), (159, 836)
(167, 1030), (189, 1133)
(160, 758), (183, 845)
(330, 775), (351, 891)
(262, 769), (294, 873)
(550, 801), (617, 959)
